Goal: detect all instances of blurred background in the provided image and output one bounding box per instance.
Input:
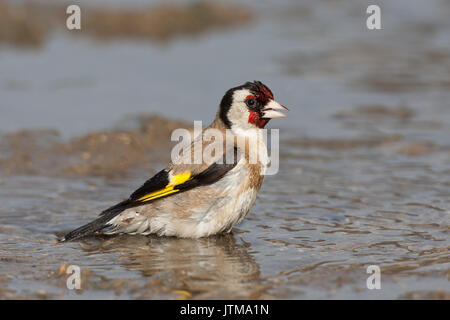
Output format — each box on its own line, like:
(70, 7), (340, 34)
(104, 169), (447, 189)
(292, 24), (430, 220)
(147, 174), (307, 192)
(0, 0), (449, 299)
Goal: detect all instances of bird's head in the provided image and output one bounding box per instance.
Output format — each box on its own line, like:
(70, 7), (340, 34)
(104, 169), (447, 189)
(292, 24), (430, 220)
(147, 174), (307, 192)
(219, 81), (288, 133)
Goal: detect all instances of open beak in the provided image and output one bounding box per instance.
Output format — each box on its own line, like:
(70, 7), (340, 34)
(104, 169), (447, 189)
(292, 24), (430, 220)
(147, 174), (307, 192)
(262, 100), (289, 119)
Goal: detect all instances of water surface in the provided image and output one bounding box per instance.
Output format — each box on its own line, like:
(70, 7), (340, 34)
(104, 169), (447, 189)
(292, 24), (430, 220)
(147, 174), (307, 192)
(0, 0), (449, 299)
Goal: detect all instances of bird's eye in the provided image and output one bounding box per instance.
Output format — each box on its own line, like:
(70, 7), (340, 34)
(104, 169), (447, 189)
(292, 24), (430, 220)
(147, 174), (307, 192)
(246, 99), (256, 107)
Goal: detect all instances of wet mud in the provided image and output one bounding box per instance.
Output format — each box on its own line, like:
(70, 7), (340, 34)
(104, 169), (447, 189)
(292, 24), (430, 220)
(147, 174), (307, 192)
(0, 0), (253, 47)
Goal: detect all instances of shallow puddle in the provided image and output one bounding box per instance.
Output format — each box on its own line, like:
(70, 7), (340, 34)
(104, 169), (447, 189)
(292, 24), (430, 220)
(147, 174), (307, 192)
(0, 0), (449, 299)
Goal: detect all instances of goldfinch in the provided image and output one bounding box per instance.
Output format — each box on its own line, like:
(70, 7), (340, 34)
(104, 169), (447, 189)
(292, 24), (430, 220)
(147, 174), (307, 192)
(62, 81), (287, 241)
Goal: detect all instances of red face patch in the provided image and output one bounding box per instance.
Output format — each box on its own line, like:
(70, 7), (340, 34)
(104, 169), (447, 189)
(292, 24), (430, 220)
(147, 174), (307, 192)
(248, 111), (269, 128)
(244, 81), (274, 128)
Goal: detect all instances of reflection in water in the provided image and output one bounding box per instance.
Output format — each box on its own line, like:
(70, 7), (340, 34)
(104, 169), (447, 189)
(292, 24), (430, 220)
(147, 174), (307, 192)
(80, 234), (270, 299)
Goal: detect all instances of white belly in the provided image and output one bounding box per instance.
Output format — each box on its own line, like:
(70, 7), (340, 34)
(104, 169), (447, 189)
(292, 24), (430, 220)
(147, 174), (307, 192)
(189, 186), (258, 238)
(180, 158), (260, 238)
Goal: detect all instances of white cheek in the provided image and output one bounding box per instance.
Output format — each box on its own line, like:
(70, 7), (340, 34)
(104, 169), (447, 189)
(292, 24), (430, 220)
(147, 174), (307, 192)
(227, 89), (255, 132)
(228, 102), (252, 131)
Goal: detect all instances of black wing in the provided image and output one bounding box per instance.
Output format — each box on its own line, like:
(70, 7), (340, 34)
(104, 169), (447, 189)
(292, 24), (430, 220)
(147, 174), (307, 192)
(62, 148), (239, 241)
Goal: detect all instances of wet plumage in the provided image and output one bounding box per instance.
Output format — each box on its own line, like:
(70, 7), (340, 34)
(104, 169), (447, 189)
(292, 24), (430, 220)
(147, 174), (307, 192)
(62, 81), (287, 241)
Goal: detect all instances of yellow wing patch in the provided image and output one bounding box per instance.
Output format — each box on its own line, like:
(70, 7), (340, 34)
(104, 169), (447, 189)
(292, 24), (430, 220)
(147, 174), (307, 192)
(170, 172), (191, 185)
(137, 172), (191, 202)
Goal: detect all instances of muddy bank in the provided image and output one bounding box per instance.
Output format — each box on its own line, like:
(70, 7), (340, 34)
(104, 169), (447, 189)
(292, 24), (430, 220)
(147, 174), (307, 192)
(283, 135), (447, 157)
(0, 1), (50, 48)
(0, 0), (253, 48)
(333, 105), (415, 121)
(0, 115), (190, 177)
(1, 108), (447, 179)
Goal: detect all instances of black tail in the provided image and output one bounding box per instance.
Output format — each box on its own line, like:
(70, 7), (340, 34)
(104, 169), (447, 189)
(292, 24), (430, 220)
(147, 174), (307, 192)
(61, 199), (133, 242)
(61, 215), (112, 242)
(61, 218), (106, 242)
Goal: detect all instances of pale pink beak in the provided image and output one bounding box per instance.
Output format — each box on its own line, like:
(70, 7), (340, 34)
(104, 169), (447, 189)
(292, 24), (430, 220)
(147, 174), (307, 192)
(262, 100), (289, 119)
